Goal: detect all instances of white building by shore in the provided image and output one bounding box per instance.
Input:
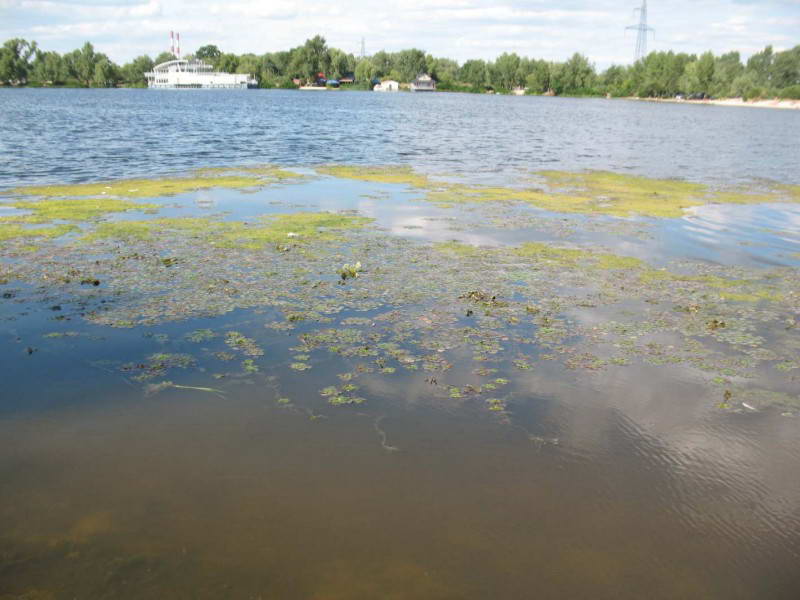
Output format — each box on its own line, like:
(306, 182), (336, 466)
(145, 59), (257, 89)
(374, 80), (399, 92)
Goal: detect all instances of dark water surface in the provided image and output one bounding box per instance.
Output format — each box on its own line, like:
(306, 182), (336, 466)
(2, 88), (800, 188)
(1, 89), (800, 599)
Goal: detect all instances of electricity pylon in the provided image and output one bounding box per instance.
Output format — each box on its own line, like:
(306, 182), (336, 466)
(626, 0), (655, 62)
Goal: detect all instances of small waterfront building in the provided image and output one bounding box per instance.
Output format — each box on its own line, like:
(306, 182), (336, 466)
(145, 59), (257, 89)
(374, 80), (399, 92)
(410, 73), (436, 92)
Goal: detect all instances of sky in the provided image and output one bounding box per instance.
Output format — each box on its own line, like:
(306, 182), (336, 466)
(1, 0), (798, 68)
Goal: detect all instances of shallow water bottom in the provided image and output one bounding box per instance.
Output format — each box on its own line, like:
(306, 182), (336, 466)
(2, 372), (799, 600)
(1, 166), (800, 598)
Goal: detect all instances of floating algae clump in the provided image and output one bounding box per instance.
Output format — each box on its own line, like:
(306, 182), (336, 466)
(531, 170), (708, 218)
(531, 171), (799, 217)
(424, 184), (551, 207)
(8, 174), (265, 200)
(437, 239), (783, 304)
(438, 240), (644, 271)
(1, 197), (157, 223)
(433, 241), (486, 257)
(775, 184), (800, 203)
(317, 164), (798, 217)
(80, 212), (372, 248)
(317, 165), (434, 188)
(318, 165), (553, 207)
(513, 241), (645, 270)
(0, 223), (76, 243)
(638, 270), (783, 302)
(194, 164), (306, 180)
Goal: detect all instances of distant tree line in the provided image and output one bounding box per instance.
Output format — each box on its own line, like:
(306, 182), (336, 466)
(1, 35), (798, 99)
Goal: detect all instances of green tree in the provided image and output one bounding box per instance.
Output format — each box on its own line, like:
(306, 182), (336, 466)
(599, 64), (628, 97)
(524, 60), (551, 93)
(711, 51), (743, 97)
(328, 48), (353, 79)
(236, 53), (260, 76)
(634, 51), (689, 97)
(459, 59), (488, 89)
(427, 55), (458, 85)
(730, 71), (761, 99)
(0, 38), (37, 84)
(92, 57), (118, 87)
(679, 60), (701, 94)
(771, 45), (800, 89)
(395, 48), (426, 82)
(355, 58), (378, 84)
(777, 84), (800, 99)
(65, 42), (99, 86)
(746, 45), (773, 87)
(30, 50), (65, 85)
(120, 55), (154, 86)
(216, 53), (239, 73)
(694, 51), (715, 95)
(293, 35), (330, 81)
(491, 52), (521, 91)
(196, 44), (221, 65)
(258, 51), (291, 83)
(370, 51), (394, 78)
(153, 51), (177, 66)
(555, 53), (596, 95)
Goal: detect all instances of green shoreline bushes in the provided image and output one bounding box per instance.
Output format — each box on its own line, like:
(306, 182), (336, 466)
(2, 36), (798, 99)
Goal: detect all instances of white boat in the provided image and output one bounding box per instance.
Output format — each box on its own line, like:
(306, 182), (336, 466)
(145, 59), (257, 89)
(409, 74), (436, 92)
(374, 80), (399, 92)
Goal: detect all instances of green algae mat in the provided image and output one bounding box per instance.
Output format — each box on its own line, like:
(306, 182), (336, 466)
(1, 165), (798, 413)
(318, 164), (800, 217)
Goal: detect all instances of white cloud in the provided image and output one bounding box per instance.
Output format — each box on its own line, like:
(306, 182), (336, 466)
(1, 0), (798, 66)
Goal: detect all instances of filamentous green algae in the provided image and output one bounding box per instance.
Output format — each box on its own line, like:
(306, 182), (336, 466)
(531, 170), (708, 217)
(317, 165), (434, 188)
(0, 223), (77, 243)
(512, 241), (645, 269)
(317, 164), (799, 218)
(1, 198), (157, 223)
(5, 164), (307, 201)
(436, 240), (644, 270)
(436, 239), (782, 302)
(8, 174), (264, 200)
(195, 165), (306, 180)
(638, 269), (784, 302)
(81, 212), (373, 248)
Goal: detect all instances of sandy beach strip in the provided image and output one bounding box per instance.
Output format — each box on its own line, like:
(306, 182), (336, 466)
(631, 97), (800, 110)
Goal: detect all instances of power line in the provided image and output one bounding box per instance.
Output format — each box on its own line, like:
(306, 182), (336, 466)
(626, 0), (655, 63)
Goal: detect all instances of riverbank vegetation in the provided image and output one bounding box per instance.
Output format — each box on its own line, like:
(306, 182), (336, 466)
(1, 35), (798, 99)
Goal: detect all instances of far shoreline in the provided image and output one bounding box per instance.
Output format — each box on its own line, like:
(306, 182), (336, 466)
(4, 86), (800, 111)
(628, 96), (800, 111)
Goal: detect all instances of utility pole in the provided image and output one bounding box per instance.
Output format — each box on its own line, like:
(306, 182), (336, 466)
(626, 0), (655, 63)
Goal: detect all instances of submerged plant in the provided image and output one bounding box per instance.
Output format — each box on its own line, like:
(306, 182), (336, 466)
(339, 261), (362, 281)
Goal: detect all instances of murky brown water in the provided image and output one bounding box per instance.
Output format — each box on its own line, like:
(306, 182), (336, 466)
(2, 361), (799, 599)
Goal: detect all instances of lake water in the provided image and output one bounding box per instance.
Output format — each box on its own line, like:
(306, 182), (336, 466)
(1, 89), (800, 599)
(2, 89), (799, 188)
